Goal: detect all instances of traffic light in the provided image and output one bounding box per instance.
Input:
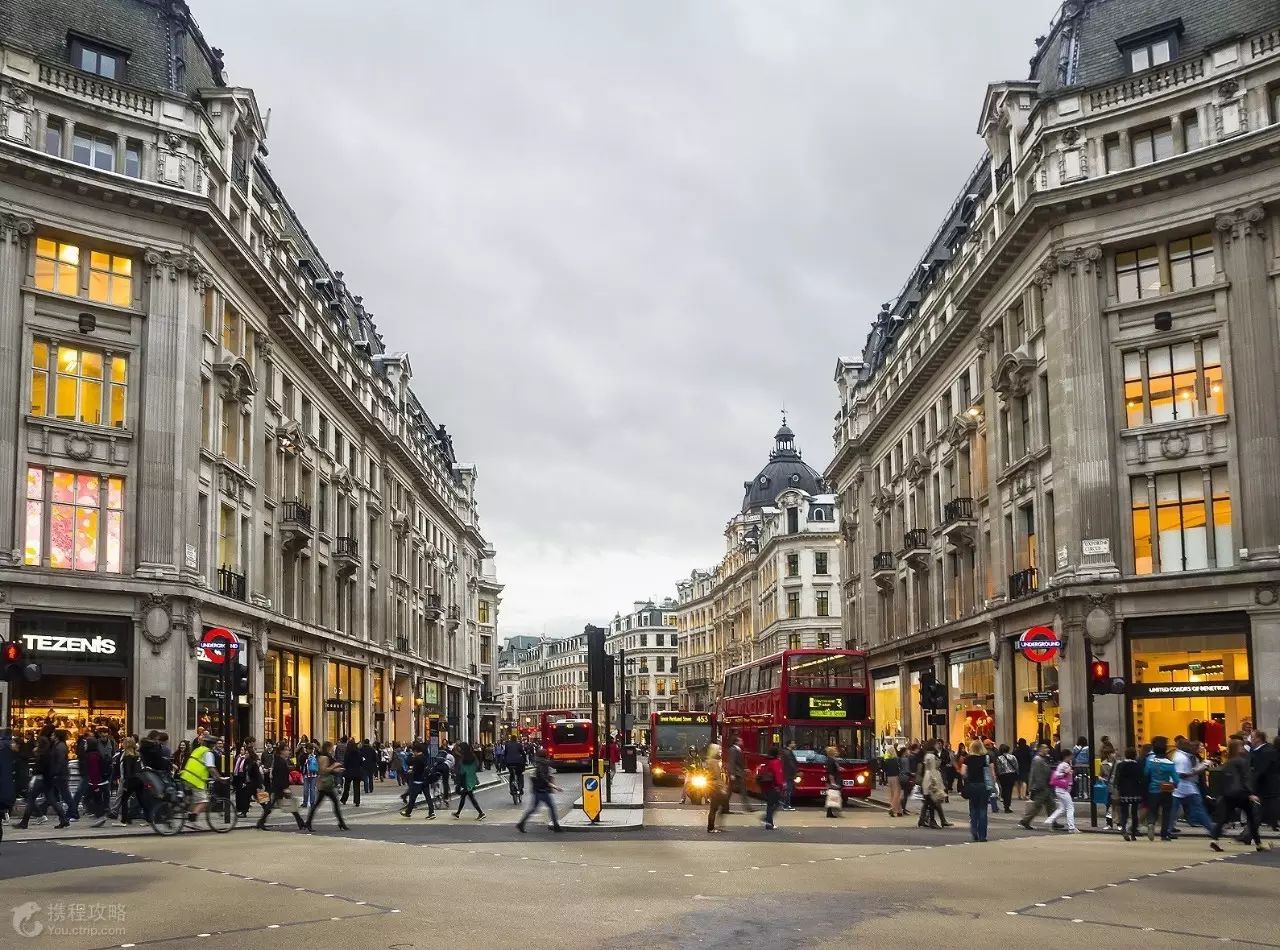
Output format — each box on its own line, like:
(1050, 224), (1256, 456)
(2, 640), (40, 682)
(1089, 657), (1126, 695)
(918, 670), (947, 710)
(233, 663), (250, 697)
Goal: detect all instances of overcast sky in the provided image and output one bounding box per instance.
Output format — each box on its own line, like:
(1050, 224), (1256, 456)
(196, 0), (1058, 637)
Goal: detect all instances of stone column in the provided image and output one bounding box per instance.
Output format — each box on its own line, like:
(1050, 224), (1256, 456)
(136, 249), (200, 577)
(1251, 606), (1280, 737)
(0, 213), (33, 565)
(978, 328), (1006, 597)
(1040, 246), (1119, 578)
(1215, 205), (1280, 560)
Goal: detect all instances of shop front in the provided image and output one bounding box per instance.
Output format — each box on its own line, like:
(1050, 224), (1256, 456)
(263, 646), (314, 747)
(8, 613), (131, 741)
(871, 668), (904, 749)
(947, 645), (995, 751)
(421, 680), (443, 743)
(1125, 614), (1255, 755)
(1011, 628), (1062, 746)
(446, 685), (463, 742)
(371, 668), (385, 743)
(324, 659), (365, 741)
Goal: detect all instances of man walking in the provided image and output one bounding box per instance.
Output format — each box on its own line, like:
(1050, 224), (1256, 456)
(1172, 739), (1214, 833)
(780, 741), (799, 811)
(1018, 743), (1056, 829)
(516, 748), (562, 833)
(340, 737), (362, 806)
(724, 733), (754, 813)
(399, 742), (436, 820)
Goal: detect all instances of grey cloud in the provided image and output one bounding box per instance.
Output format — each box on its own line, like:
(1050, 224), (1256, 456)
(196, 0), (1059, 634)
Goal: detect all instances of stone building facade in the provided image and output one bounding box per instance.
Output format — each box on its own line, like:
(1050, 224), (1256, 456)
(827, 0), (1280, 754)
(676, 423), (843, 712)
(0, 0), (500, 748)
(515, 634), (590, 729)
(606, 599), (680, 743)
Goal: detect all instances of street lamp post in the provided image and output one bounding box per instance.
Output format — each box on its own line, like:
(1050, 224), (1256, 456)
(623, 655), (636, 745)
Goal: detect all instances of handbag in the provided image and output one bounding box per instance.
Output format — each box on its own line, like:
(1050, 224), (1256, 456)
(1158, 781), (1175, 794)
(254, 790), (270, 805)
(824, 788), (842, 810)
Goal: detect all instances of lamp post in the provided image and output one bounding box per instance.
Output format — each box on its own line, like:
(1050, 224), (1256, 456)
(623, 655), (636, 745)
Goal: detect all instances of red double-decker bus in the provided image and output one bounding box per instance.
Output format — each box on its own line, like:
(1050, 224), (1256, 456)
(716, 648), (873, 803)
(647, 711), (715, 784)
(539, 710), (594, 771)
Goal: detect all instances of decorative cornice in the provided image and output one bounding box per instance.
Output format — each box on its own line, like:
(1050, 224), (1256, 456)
(1054, 243), (1104, 278)
(144, 247), (204, 282)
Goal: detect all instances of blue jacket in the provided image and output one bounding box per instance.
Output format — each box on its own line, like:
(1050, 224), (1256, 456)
(1143, 756), (1178, 793)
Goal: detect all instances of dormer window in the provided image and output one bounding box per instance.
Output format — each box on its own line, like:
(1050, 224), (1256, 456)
(1117, 19), (1182, 75)
(69, 35), (128, 81)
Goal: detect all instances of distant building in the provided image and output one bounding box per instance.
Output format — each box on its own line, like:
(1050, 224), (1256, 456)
(675, 422), (843, 710)
(606, 599), (680, 743)
(515, 634), (590, 730)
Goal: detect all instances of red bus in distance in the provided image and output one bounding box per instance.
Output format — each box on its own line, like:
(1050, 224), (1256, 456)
(539, 710), (594, 771)
(716, 648), (874, 803)
(648, 711), (715, 783)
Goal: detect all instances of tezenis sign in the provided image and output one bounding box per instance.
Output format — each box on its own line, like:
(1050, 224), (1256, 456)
(22, 633), (118, 656)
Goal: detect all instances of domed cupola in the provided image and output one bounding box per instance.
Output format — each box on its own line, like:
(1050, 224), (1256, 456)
(740, 417), (824, 512)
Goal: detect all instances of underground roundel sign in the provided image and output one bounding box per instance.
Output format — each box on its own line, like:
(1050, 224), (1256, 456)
(1018, 625), (1062, 664)
(200, 627), (240, 665)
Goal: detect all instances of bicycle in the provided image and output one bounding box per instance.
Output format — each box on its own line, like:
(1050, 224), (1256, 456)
(146, 773), (238, 836)
(508, 766), (525, 805)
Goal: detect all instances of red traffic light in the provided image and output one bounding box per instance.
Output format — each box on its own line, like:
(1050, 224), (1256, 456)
(2, 640), (20, 664)
(1089, 659), (1110, 681)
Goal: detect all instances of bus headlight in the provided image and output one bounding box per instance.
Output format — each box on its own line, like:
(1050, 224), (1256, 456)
(689, 775), (707, 790)
(855, 773), (867, 785)
(652, 766), (665, 778)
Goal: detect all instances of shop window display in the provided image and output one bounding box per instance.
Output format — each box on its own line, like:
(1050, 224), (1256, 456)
(873, 674), (904, 747)
(948, 651), (995, 750)
(1014, 653), (1061, 745)
(1129, 632), (1252, 756)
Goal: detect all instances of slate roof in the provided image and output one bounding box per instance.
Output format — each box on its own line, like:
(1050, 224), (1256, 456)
(741, 424), (824, 513)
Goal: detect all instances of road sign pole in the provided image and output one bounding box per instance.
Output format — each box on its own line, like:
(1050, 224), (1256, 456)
(1086, 653), (1098, 829)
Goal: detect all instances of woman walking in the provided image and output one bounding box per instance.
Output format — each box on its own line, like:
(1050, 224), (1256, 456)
(1110, 747), (1144, 841)
(1044, 749), (1078, 833)
(303, 741), (349, 831)
(14, 737), (68, 830)
(705, 743), (727, 834)
(761, 746), (785, 829)
(994, 744), (1018, 813)
(451, 743), (486, 820)
(115, 737), (144, 826)
(1142, 736), (1178, 841)
(258, 743), (305, 831)
(918, 740), (949, 829)
(233, 740), (263, 818)
(964, 739), (995, 841)
(1210, 738), (1267, 853)
(300, 743), (318, 809)
(884, 746), (904, 817)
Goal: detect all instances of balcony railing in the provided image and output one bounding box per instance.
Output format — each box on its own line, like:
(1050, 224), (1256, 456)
(218, 566), (246, 601)
(335, 536), (359, 559)
(395, 635), (410, 653)
(872, 551), (896, 572)
(232, 156), (249, 192)
(1009, 567), (1039, 600)
(37, 61), (156, 116)
(448, 605), (460, 621)
(469, 663), (478, 675)
(903, 528), (929, 552)
(427, 592), (442, 610)
(281, 499), (313, 530)
(943, 497), (975, 524)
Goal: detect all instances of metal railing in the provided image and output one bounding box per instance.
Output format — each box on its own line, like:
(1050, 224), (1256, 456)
(395, 635), (410, 653)
(943, 497), (974, 524)
(427, 592), (442, 610)
(447, 604), (460, 620)
(281, 499), (312, 530)
(218, 566), (246, 601)
(1009, 567), (1039, 599)
(995, 155), (1012, 188)
(231, 156), (249, 191)
(872, 551), (896, 572)
(335, 536), (359, 559)
(903, 528), (929, 551)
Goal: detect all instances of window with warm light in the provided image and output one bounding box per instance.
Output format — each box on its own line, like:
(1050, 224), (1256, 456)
(1122, 336), (1224, 428)
(35, 238), (80, 296)
(1131, 466), (1231, 575)
(478, 600), (491, 624)
(88, 250), (132, 306)
(30, 341), (127, 428)
(25, 466), (124, 572)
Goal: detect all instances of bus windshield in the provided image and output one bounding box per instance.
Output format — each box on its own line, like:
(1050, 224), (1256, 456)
(552, 721), (589, 744)
(787, 725), (873, 764)
(654, 722), (714, 758)
(786, 654), (867, 689)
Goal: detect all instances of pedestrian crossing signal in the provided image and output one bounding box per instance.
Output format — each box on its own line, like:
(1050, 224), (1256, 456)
(2, 640), (40, 682)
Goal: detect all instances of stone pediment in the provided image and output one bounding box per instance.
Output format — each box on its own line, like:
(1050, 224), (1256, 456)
(904, 452), (930, 487)
(331, 464), (355, 495)
(213, 353), (256, 403)
(945, 412), (977, 448)
(992, 346), (1036, 404)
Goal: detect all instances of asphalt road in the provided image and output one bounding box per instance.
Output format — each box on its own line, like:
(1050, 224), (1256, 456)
(3, 773), (1278, 949)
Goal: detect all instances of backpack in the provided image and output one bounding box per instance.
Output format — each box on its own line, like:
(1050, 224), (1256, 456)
(996, 753), (1017, 776)
(305, 753), (318, 777)
(1050, 763), (1073, 790)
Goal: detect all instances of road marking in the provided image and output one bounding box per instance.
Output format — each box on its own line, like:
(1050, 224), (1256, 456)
(267, 924), (280, 929)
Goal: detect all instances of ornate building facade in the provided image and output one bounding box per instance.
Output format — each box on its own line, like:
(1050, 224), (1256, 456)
(605, 599), (679, 743)
(676, 423), (843, 711)
(0, 0), (499, 747)
(827, 0), (1280, 754)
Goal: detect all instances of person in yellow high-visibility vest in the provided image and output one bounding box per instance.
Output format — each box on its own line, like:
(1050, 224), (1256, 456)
(178, 735), (224, 816)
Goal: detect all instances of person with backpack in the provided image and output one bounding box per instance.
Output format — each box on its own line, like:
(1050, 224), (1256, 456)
(757, 745), (784, 829)
(1044, 748), (1078, 833)
(303, 741), (349, 832)
(994, 744), (1019, 813)
(451, 743), (486, 820)
(399, 742), (436, 820)
(300, 743), (319, 810)
(516, 747), (562, 833)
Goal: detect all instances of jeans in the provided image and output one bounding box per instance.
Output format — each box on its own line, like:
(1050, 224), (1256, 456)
(519, 789), (559, 829)
(967, 786), (989, 840)
(763, 788), (780, 827)
(402, 781), (434, 817)
(1174, 792), (1214, 831)
(301, 776), (316, 808)
(17, 777), (67, 826)
(1046, 787), (1077, 831)
(780, 778), (794, 808)
(61, 775), (80, 819)
(1147, 791), (1174, 838)
(364, 772), (374, 794)
(997, 774), (1016, 812)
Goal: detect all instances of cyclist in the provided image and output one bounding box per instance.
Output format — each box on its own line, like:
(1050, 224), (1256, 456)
(178, 735), (223, 817)
(503, 735), (527, 797)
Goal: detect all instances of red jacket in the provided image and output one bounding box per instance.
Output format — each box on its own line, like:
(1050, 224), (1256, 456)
(761, 757), (784, 788)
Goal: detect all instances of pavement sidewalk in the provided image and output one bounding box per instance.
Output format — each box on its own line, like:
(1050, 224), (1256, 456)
(4, 772), (508, 842)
